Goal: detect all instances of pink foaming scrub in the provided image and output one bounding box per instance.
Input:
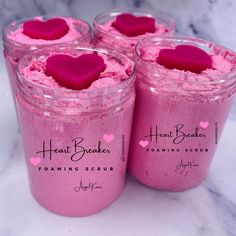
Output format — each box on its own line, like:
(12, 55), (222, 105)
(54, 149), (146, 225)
(21, 50), (133, 89)
(93, 9), (174, 57)
(3, 16), (91, 110)
(16, 46), (136, 216)
(8, 17), (86, 44)
(128, 37), (236, 191)
(105, 14), (168, 37)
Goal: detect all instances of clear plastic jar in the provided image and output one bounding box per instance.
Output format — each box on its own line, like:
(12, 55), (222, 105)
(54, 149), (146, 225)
(16, 45), (136, 216)
(129, 37), (236, 191)
(3, 16), (92, 108)
(93, 9), (174, 57)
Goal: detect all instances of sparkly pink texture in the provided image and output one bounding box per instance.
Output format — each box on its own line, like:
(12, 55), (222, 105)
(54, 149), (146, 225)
(8, 17), (83, 45)
(93, 18), (172, 57)
(140, 45), (235, 77)
(17, 50), (135, 216)
(129, 43), (236, 191)
(102, 19), (169, 37)
(4, 16), (91, 111)
(21, 52), (133, 90)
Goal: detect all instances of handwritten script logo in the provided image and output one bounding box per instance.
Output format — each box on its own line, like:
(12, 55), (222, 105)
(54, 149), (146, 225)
(35, 137), (111, 162)
(145, 124), (206, 144)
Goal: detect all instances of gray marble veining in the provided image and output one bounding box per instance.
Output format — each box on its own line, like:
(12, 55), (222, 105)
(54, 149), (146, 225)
(0, 0), (235, 50)
(0, 0), (236, 235)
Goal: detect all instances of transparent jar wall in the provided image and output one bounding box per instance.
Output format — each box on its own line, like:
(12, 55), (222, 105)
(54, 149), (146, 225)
(232, 97), (236, 118)
(3, 16), (92, 109)
(16, 46), (136, 216)
(17, 92), (135, 216)
(93, 9), (174, 57)
(128, 37), (236, 191)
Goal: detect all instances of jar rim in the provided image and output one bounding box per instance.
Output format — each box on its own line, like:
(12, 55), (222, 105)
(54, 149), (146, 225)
(93, 8), (175, 40)
(17, 45), (136, 100)
(134, 36), (236, 86)
(2, 15), (92, 48)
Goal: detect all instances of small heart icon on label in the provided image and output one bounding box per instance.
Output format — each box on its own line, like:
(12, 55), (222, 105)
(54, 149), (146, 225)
(30, 157), (41, 166)
(139, 140), (149, 148)
(103, 134), (114, 143)
(199, 121), (209, 129)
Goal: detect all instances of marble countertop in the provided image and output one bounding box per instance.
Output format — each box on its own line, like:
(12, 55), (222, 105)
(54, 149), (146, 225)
(0, 0), (236, 235)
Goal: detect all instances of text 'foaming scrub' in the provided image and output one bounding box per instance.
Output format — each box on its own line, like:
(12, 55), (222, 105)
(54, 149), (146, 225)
(129, 37), (236, 191)
(16, 46), (136, 216)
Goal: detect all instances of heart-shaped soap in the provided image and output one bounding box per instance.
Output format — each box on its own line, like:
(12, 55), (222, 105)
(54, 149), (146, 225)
(156, 45), (212, 73)
(23, 18), (69, 40)
(112, 13), (156, 37)
(46, 54), (106, 90)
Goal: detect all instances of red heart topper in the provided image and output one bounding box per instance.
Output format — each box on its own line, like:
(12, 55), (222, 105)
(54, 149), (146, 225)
(156, 45), (213, 73)
(23, 18), (69, 40)
(46, 54), (106, 90)
(112, 13), (156, 37)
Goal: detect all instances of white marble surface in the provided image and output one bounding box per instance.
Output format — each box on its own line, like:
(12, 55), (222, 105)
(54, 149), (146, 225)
(0, 0), (236, 235)
(1, 0), (236, 51)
